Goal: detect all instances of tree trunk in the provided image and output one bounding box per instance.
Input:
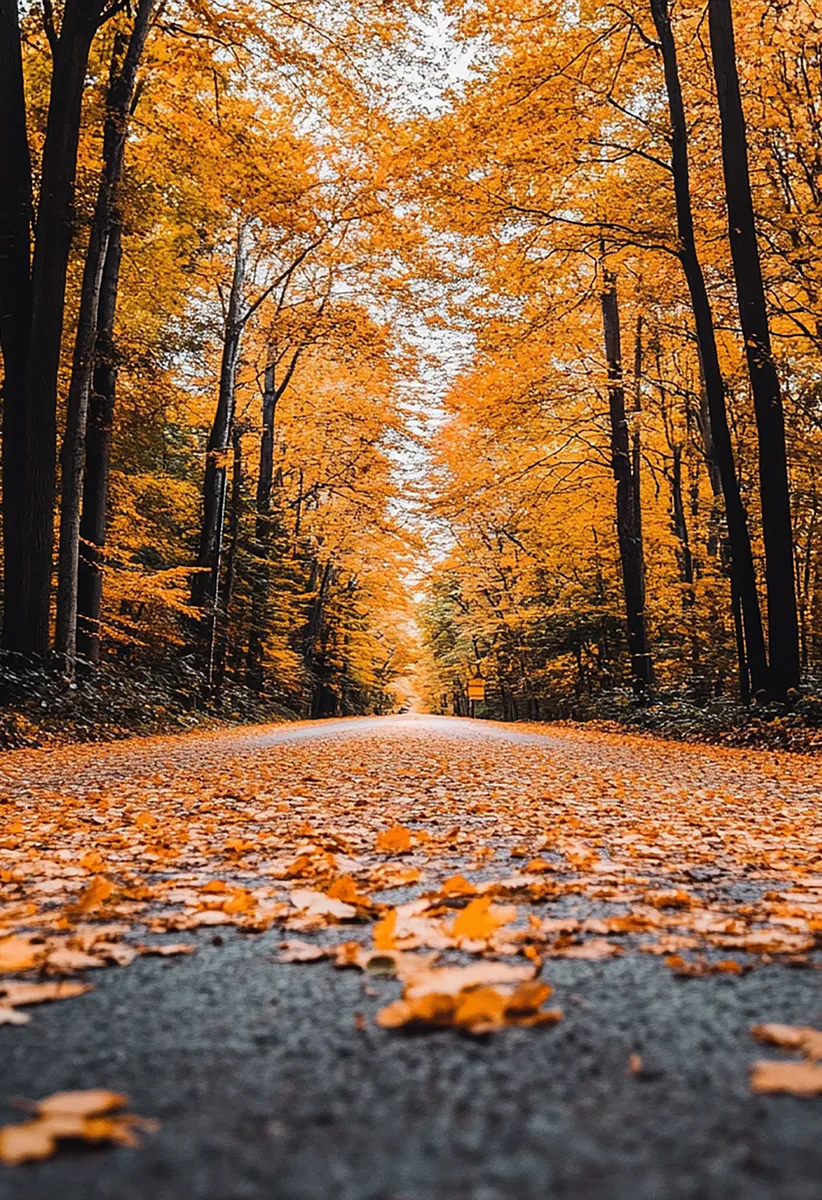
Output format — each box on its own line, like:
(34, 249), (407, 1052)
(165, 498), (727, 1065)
(19, 0), (110, 656)
(708, 0), (800, 699)
(76, 224), (122, 665)
(192, 222), (248, 690)
(55, 0), (154, 671)
(213, 426), (243, 705)
(600, 269), (652, 693)
(55, 0), (153, 671)
(245, 347), (299, 688)
(650, 0), (768, 700)
(0, 0), (34, 652)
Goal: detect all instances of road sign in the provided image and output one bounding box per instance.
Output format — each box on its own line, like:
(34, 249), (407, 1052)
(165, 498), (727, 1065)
(467, 676), (486, 702)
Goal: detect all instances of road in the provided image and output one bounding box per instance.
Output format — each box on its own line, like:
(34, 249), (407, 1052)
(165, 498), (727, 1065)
(1, 715), (821, 1200)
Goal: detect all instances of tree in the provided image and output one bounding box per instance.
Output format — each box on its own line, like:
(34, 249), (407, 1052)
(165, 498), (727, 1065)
(56, 0), (155, 673)
(600, 267), (652, 693)
(708, 0), (800, 698)
(1, 0), (112, 656)
(649, 0), (768, 699)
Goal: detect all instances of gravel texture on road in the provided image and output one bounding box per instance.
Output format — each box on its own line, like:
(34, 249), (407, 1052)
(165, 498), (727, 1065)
(1, 716), (821, 1200)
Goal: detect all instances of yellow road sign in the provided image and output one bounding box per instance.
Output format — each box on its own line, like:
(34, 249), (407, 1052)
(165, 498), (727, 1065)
(467, 676), (486, 701)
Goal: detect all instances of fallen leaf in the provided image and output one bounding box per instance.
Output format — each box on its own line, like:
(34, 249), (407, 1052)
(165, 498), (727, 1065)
(402, 960), (536, 1000)
(289, 889), (357, 921)
(275, 940), (329, 962)
(0, 1007), (30, 1026)
(138, 943), (195, 957)
(752, 1023), (822, 1061)
(376, 826), (414, 854)
(70, 876), (115, 916)
(0, 980), (93, 1008)
(750, 1060), (822, 1096)
(0, 935), (46, 973)
(450, 896), (517, 942)
(0, 1091), (157, 1166)
(548, 939), (623, 960)
(36, 1090), (128, 1117)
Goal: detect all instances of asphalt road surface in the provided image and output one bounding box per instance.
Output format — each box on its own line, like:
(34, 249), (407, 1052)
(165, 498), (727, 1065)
(2, 715), (821, 1200)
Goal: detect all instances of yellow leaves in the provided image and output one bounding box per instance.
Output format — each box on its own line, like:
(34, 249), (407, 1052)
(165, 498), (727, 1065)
(750, 1061), (822, 1097)
(373, 908), (398, 950)
(376, 825), (414, 854)
(80, 850), (105, 873)
(221, 888), (254, 915)
(0, 980), (92, 1010)
(750, 1020), (822, 1096)
(548, 939), (623, 961)
(377, 960), (562, 1035)
(645, 889), (694, 910)
(664, 955), (744, 977)
(449, 896), (517, 943)
(0, 1091), (157, 1166)
(711, 930), (816, 955)
(275, 939), (329, 962)
(401, 961), (536, 1000)
(752, 1024), (822, 1061)
(70, 875), (115, 916)
(0, 935), (47, 974)
(439, 874), (477, 896)
(327, 874), (373, 908)
(289, 889), (357, 921)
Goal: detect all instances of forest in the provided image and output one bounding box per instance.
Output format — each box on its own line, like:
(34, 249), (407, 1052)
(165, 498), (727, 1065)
(3, 2), (822, 1184)
(1, 0), (822, 741)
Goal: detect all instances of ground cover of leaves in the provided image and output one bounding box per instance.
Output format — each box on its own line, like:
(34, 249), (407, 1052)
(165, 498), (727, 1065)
(1, 717), (821, 1161)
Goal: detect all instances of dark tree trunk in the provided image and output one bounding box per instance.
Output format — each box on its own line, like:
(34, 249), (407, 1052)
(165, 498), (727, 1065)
(600, 269), (652, 693)
(192, 223), (248, 691)
(671, 445), (694, 587)
(0, 0), (33, 651)
(77, 224), (122, 665)
(708, 0), (800, 699)
(213, 426), (243, 705)
(650, 0), (768, 700)
(20, 0), (110, 656)
(245, 348), (299, 689)
(303, 558), (331, 713)
(55, 0), (154, 671)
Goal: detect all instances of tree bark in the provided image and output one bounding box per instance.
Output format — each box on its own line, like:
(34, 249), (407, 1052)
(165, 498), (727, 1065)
(245, 348), (299, 688)
(213, 426), (243, 705)
(76, 223), (122, 665)
(600, 269), (652, 693)
(55, 0), (154, 671)
(19, 0), (110, 656)
(708, 0), (800, 699)
(192, 223), (248, 690)
(0, 0), (33, 651)
(650, 0), (769, 699)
